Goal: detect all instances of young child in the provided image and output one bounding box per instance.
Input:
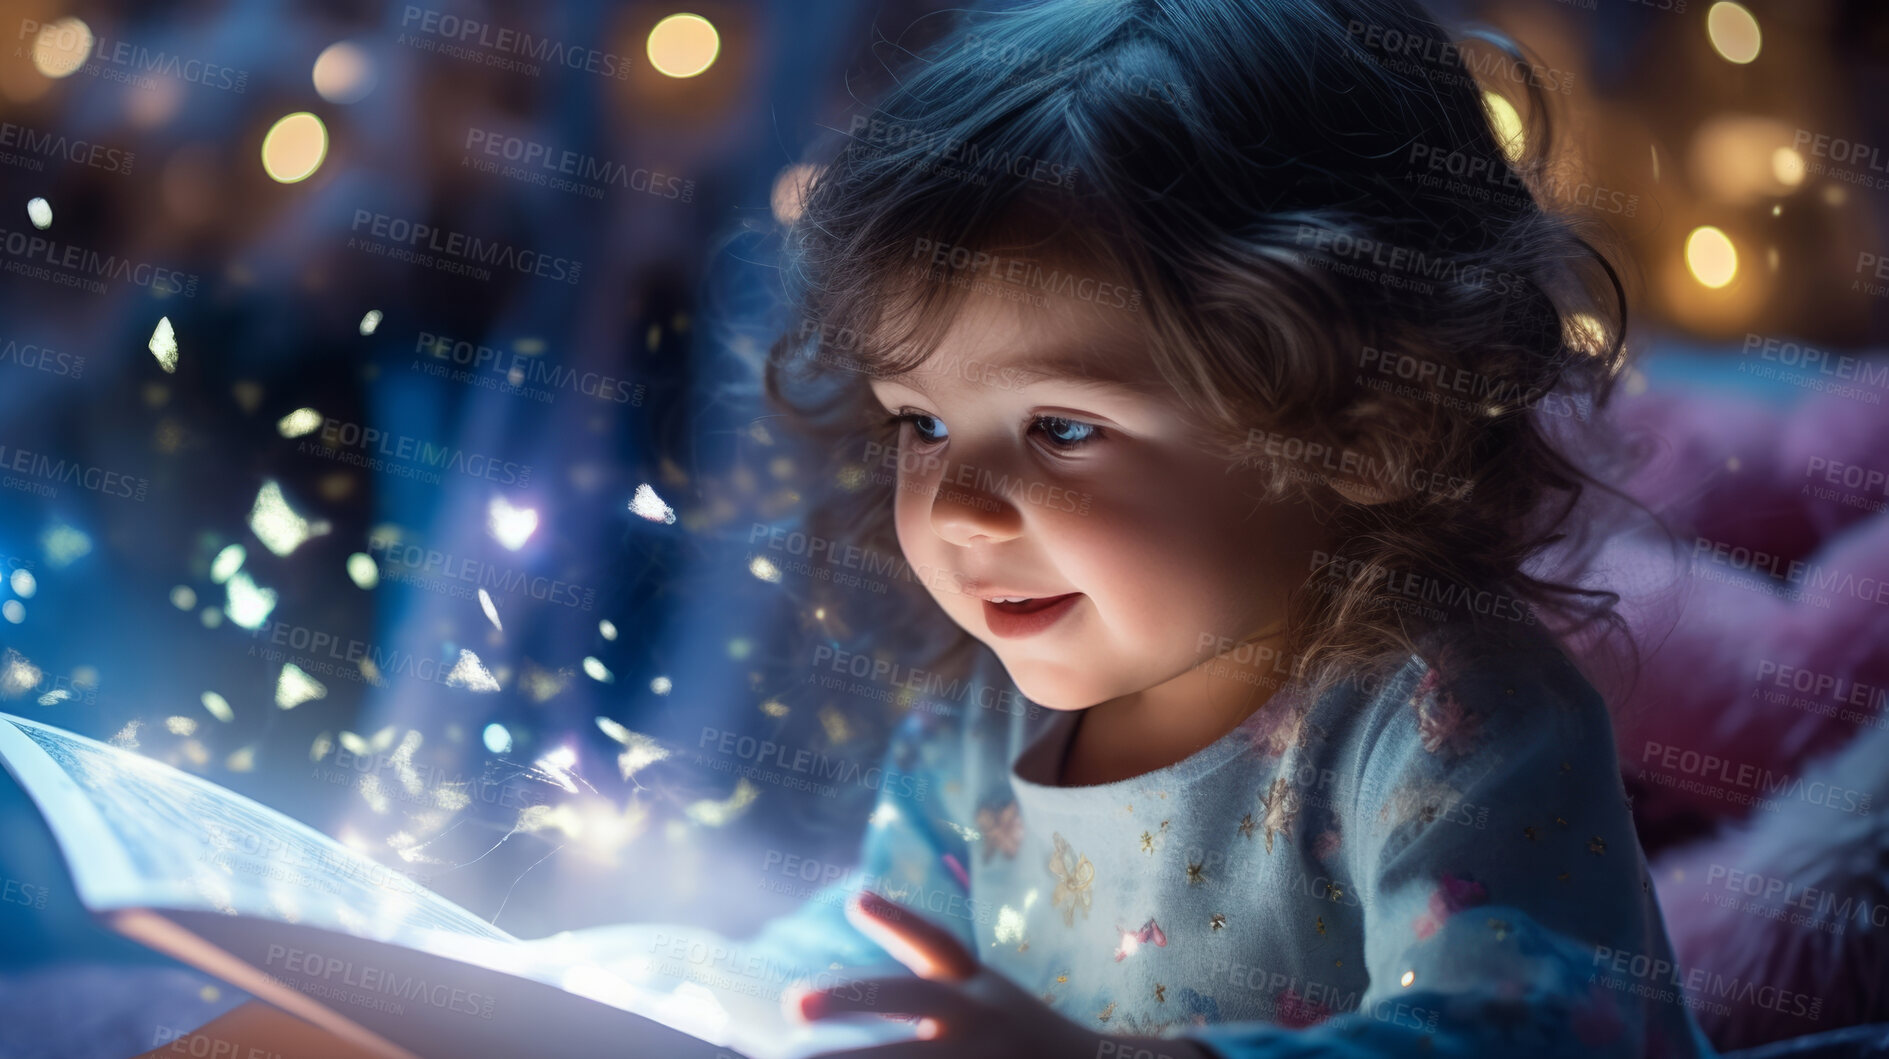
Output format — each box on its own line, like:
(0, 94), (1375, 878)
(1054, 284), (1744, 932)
(145, 1), (1707, 1056)
(719, 0), (1715, 1056)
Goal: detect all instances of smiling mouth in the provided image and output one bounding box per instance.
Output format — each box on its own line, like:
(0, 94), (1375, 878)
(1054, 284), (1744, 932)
(983, 595), (1077, 614)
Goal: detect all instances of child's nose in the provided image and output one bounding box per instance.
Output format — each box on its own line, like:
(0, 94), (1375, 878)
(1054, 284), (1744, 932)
(928, 477), (1022, 546)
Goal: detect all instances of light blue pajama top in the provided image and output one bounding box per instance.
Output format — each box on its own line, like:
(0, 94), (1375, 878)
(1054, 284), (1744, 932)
(578, 635), (1720, 1058)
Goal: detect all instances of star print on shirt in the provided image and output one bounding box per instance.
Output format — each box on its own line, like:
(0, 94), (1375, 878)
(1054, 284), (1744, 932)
(1259, 776), (1299, 853)
(1048, 832), (1095, 926)
(975, 800), (1022, 862)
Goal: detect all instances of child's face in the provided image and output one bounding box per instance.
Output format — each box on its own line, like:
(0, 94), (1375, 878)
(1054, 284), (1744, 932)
(867, 275), (1335, 712)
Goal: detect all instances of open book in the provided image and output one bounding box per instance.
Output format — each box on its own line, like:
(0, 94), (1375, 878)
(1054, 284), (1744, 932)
(0, 712), (918, 1059)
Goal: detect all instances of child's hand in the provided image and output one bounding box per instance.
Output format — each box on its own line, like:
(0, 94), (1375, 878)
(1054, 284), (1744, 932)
(790, 890), (1213, 1059)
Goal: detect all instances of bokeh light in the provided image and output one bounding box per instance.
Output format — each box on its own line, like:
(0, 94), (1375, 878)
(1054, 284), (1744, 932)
(647, 14), (720, 78)
(1685, 226), (1739, 289)
(1707, 3), (1761, 65)
(261, 112), (329, 184)
(31, 18), (93, 79)
(313, 41), (376, 104)
(1481, 92), (1524, 164)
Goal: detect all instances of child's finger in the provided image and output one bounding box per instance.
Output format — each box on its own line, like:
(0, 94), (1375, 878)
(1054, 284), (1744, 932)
(844, 890), (978, 982)
(795, 976), (974, 1026)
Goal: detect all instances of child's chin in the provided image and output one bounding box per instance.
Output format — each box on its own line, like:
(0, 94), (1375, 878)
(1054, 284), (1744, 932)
(990, 658), (1109, 712)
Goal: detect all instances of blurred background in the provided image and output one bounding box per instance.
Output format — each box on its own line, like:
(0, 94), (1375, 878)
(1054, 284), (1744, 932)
(0, 0), (1885, 1051)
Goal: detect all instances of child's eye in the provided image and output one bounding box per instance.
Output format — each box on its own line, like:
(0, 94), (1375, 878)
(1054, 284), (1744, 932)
(1033, 415), (1100, 449)
(889, 411), (949, 444)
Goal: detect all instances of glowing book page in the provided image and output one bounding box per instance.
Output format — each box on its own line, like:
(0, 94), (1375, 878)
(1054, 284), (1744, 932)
(0, 714), (916, 1059)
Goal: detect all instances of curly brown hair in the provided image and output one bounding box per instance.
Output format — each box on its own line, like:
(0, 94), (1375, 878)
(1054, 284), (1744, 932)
(761, 0), (1639, 703)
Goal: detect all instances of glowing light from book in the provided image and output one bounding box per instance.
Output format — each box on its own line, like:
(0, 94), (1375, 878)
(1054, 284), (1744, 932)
(748, 556), (781, 582)
(629, 483), (676, 523)
(26, 197), (51, 230)
(276, 407), (322, 437)
(1481, 92), (1524, 163)
(202, 691), (234, 722)
(346, 552), (378, 589)
(225, 571), (277, 629)
(249, 479), (331, 556)
(359, 308), (383, 335)
(597, 718), (671, 780)
(647, 14), (719, 78)
(483, 723), (512, 754)
(275, 663), (328, 708)
(445, 648), (501, 692)
(1685, 226), (1738, 288)
(211, 544), (245, 583)
(599, 619), (618, 640)
(261, 112), (328, 184)
(1401, 970), (1416, 987)
(0, 649), (40, 696)
(311, 732), (334, 761)
(1, 601), (21, 624)
(1707, 3), (1761, 64)
(226, 746), (256, 772)
(9, 569), (35, 598)
(487, 496), (538, 550)
(149, 317), (179, 373)
(760, 699), (788, 717)
(583, 656), (614, 683)
(536, 746), (581, 793)
(31, 18), (91, 78)
(650, 675), (672, 695)
(685, 778), (758, 826)
(167, 716), (198, 736)
(313, 41), (375, 103)
(477, 588), (503, 632)
(37, 689), (68, 705)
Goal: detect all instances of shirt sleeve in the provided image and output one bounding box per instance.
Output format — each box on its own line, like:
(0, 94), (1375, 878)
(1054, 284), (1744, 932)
(1183, 652), (1717, 1059)
(525, 704), (974, 996)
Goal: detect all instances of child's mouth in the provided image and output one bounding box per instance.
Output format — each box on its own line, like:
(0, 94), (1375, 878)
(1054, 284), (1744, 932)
(980, 593), (1082, 639)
